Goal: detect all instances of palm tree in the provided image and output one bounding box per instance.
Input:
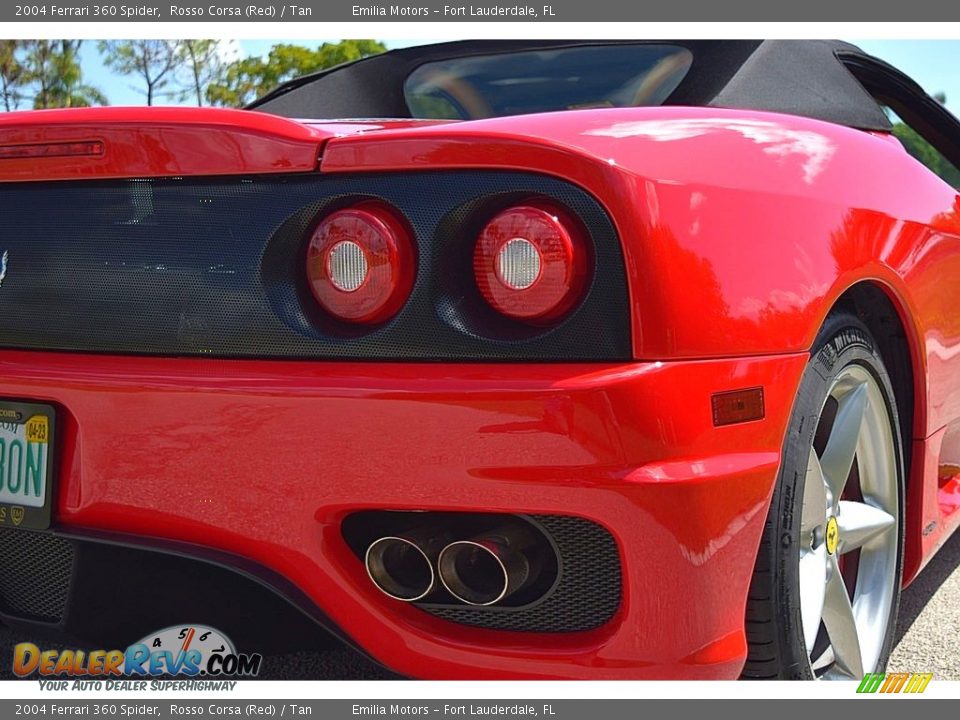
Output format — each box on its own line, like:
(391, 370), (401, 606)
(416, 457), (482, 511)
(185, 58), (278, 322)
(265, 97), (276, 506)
(26, 40), (107, 109)
(0, 40), (26, 111)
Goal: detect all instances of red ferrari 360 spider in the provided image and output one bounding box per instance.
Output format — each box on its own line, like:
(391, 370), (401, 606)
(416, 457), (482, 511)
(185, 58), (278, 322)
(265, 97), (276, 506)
(0, 39), (959, 681)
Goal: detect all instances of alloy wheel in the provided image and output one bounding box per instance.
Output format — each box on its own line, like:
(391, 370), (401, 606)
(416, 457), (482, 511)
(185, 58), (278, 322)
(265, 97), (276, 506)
(798, 363), (899, 679)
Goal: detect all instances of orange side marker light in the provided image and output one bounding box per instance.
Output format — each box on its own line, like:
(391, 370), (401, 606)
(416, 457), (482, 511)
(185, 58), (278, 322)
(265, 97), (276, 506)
(712, 387), (765, 426)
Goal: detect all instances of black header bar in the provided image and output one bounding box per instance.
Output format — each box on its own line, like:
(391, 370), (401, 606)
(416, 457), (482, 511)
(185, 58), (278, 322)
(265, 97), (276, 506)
(3, 0), (959, 22)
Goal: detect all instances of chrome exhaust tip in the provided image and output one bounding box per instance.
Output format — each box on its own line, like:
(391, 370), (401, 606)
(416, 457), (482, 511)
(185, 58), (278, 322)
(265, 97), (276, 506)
(365, 534), (439, 602)
(437, 534), (532, 606)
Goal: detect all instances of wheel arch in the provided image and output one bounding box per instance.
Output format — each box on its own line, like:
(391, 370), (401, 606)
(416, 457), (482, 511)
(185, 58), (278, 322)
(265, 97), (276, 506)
(824, 280), (927, 583)
(830, 282), (920, 441)
(742, 280), (916, 678)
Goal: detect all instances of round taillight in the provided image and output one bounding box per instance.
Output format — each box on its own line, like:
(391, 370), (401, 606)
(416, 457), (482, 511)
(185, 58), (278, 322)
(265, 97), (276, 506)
(306, 203), (415, 324)
(474, 205), (588, 323)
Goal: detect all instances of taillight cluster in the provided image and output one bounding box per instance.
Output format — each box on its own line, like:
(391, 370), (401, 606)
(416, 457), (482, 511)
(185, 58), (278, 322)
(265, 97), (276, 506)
(473, 204), (589, 323)
(305, 202), (415, 324)
(305, 200), (590, 326)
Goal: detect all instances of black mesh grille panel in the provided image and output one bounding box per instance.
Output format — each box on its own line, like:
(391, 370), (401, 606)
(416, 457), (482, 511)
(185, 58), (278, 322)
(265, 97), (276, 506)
(423, 515), (621, 633)
(0, 529), (73, 622)
(0, 172), (630, 360)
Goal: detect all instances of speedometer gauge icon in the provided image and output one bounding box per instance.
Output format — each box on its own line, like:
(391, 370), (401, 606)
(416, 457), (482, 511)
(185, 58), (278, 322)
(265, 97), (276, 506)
(136, 624), (235, 660)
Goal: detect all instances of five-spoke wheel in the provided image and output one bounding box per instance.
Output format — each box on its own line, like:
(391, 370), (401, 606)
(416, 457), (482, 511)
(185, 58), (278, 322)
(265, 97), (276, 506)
(743, 314), (903, 680)
(798, 365), (899, 678)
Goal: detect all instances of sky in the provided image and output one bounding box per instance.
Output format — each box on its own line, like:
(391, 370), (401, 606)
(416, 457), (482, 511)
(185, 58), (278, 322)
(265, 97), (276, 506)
(77, 39), (960, 116)
(78, 39), (417, 107)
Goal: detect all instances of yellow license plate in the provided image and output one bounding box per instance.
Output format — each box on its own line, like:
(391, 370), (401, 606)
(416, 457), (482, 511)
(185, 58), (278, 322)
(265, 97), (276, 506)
(0, 401), (56, 530)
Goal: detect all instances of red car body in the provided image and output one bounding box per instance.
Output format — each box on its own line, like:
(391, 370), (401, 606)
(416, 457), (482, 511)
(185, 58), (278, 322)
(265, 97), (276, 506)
(1, 45), (959, 680)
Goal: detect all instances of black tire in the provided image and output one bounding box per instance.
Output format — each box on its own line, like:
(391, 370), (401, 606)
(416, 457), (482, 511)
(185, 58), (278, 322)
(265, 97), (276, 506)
(741, 312), (905, 679)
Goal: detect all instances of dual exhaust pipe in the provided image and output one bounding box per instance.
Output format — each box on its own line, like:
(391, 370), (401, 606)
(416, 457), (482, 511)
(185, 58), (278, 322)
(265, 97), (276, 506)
(365, 525), (537, 606)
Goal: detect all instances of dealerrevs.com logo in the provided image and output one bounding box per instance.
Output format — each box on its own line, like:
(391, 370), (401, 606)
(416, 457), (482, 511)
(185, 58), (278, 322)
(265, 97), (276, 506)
(13, 624), (262, 688)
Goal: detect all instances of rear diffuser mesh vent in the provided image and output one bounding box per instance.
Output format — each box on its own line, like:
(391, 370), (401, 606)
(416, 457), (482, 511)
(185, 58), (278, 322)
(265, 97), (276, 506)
(0, 528), (73, 623)
(423, 515), (621, 633)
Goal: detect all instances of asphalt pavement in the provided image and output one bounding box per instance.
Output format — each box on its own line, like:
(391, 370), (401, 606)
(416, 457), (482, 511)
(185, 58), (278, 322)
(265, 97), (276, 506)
(1, 530), (959, 681)
(888, 529), (960, 678)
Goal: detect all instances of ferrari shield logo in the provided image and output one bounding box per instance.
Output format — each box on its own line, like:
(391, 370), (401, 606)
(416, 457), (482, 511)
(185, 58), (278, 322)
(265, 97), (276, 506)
(11, 506), (24, 526)
(825, 516), (839, 555)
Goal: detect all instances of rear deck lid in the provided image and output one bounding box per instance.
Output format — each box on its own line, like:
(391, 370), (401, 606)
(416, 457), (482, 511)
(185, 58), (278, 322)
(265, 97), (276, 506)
(0, 107), (334, 183)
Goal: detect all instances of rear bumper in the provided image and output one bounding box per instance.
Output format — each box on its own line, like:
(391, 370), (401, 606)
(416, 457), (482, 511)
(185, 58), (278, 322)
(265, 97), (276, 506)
(1, 350), (807, 679)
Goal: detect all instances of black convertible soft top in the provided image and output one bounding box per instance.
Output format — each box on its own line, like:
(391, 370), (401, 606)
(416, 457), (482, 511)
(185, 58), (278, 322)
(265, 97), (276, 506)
(249, 40), (903, 131)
